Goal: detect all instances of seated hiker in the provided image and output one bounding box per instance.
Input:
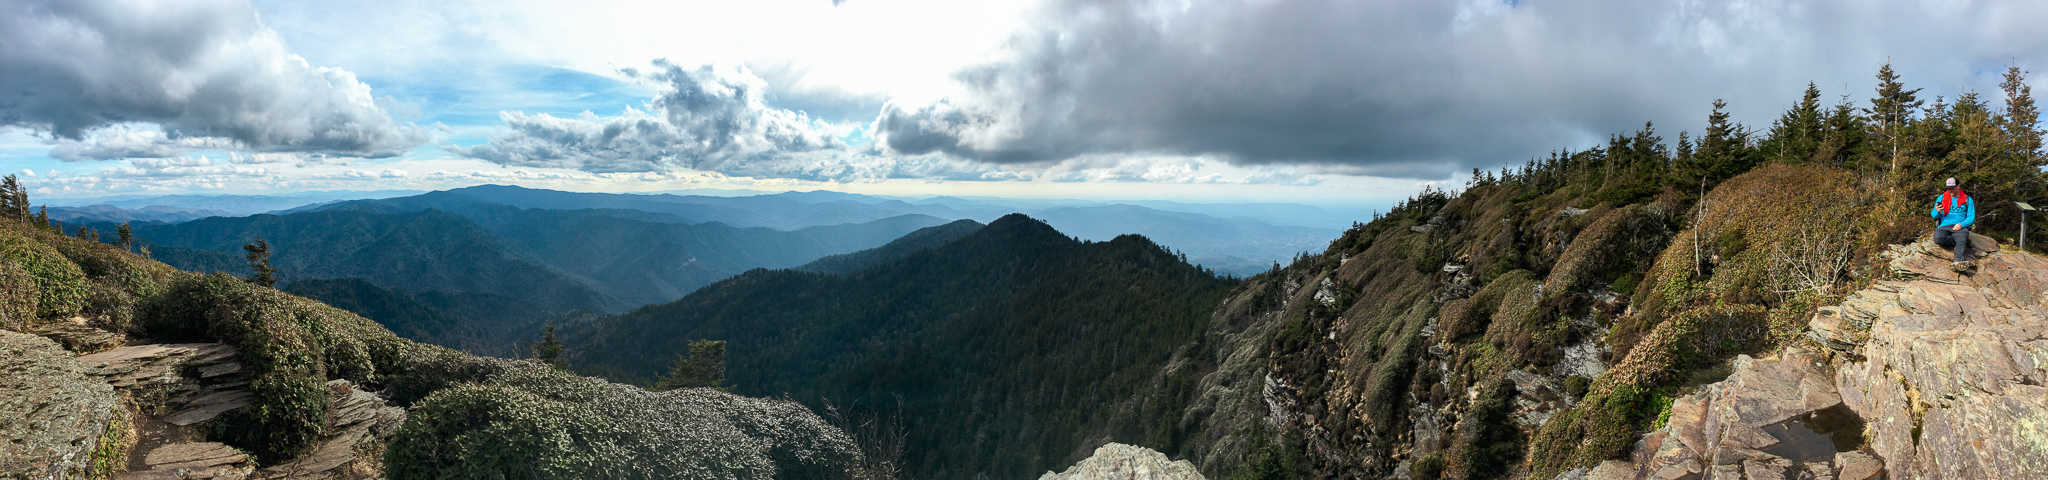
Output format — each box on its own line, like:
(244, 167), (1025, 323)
(1930, 177), (1976, 266)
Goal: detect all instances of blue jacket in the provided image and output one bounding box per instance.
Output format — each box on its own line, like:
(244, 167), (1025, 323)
(1931, 192), (1975, 228)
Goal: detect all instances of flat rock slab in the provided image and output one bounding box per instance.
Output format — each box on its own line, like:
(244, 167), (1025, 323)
(77, 343), (240, 390)
(79, 343), (251, 426)
(117, 442), (253, 480)
(0, 330), (120, 479)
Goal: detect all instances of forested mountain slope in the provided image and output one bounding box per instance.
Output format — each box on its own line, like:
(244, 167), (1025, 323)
(795, 219), (983, 274)
(1129, 67), (2048, 479)
(0, 209), (876, 479)
(566, 214), (1238, 478)
(136, 209), (619, 312)
(115, 206), (949, 355)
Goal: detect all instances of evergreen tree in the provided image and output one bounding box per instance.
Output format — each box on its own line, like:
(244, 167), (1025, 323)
(0, 174), (21, 219)
(656, 340), (727, 390)
(1942, 93), (2010, 201)
(1866, 63), (1923, 178)
(533, 324), (565, 368)
(34, 206), (48, 228)
(1764, 83), (1825, 164)
(2002, 67), (2043, 164)
(1684, 99), (1754, 189)
(117, 222), (133, 250)
(243, 239), (277, 287)
(1816, 95), (1867, 167)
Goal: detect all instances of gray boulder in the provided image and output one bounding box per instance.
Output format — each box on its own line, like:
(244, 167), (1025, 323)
(1039, 443), (1204, 480)
(0, 330), (121, 479)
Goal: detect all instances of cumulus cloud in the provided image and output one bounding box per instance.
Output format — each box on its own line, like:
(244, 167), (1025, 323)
(0, 0), (424, 157)
(876, 0), (2048, 178)
(455, 61), (1024, 182)
(456, 63), (838, 172)
(47, 124), (240, 161)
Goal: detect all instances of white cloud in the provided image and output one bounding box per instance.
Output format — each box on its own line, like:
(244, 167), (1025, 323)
(0, 0), (424, 157)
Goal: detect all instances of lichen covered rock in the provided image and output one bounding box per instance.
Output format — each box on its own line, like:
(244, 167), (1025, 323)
(0, 330), (121, 478)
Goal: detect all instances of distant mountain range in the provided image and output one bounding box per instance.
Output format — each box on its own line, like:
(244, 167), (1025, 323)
(45, 190), (421, 220)
(301, 185), (1341, 277)
(113, 201), (952, 352)
(81, 184), (1345, 355)
(562, 214), (1237, 478)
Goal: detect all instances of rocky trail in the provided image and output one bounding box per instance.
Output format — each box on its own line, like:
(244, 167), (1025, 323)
(1, 332), (402, 479)
(1579, 234), (2048, 479)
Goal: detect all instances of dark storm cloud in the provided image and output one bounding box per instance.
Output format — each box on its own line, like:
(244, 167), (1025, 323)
(877, 0), (2048, 179)
(0, 0), (423, 158)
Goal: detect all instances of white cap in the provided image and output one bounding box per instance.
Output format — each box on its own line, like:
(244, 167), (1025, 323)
(1946, 177), (1957, 187)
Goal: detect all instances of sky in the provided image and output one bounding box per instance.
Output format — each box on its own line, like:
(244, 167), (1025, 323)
(4, 0), (2048, 209)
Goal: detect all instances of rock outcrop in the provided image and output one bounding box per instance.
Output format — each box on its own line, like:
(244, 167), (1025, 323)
(77, 343), (250, 427)
(1595, 237), (2048, 479)
(116, 442), (255, 480)
(1039, 443), (1206, 480)
(74, 343), (405, 479)
(254, 380), (405, 479)
(0, 330), (122, 479)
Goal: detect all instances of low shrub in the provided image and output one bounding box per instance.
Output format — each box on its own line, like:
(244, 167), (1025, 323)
(386, 361), (862, 480)
(81, 279), (135, 333)
(0, 261), (35, 330)
(0, 229), (88, 320)
(136, 273), (400, 462)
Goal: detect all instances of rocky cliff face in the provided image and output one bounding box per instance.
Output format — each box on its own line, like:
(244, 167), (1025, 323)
(1584, 235), (2048, 479)
(1143, 165), (2048, 479)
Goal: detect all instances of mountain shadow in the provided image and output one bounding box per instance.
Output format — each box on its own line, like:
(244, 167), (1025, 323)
(564, 213), (1237, 478)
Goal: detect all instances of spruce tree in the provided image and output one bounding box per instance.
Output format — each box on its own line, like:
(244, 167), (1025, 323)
(1817, 95), (1867, 167)
(243, 239), (277, 287)
(1866, 63), (1923, 179)
(1690, 99), (1754, 187)
(533, 324), (565, 368)
(0, 175), (19, 218)
(117, 222), (133, 250)
(1765, 83), (1825, 164)
(656, 340), (727, 390)
(2003, 67), (2042, 164)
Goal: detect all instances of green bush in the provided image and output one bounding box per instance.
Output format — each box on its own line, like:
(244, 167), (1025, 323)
(0, 229), (88, 320)
(82, 279), (135, 333)
(0, 261), (34, 330)
(386, 361), (861, 480)
(137, 273), (355, 461)
(49, 238), (174, 301)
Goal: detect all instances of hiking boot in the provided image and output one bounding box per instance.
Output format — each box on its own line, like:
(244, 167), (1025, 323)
(1950, 260), (1976, 274)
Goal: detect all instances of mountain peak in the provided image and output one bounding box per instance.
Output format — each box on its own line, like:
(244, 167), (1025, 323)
(980, 213), (1068, 240)
(987, 212), (1045, 228)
